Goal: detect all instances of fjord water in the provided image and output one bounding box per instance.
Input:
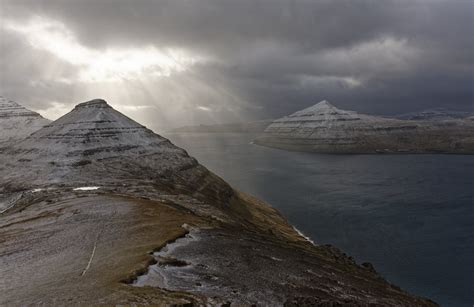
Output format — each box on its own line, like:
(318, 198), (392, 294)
(165, 132), (473, 307)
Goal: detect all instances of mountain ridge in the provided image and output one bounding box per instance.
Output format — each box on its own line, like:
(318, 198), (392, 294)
(255, 100), (474, 154)
(0, 99), (232, 214)
(0, 96), (50, 146)
(394, 108), (473, 120)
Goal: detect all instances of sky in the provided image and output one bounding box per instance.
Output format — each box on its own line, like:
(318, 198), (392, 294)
(1, 0), (473, 129)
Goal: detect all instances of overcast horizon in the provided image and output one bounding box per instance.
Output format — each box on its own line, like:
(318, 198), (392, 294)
(1, 0), (473, 129)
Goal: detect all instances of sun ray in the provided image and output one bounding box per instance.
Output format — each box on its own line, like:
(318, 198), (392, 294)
(4, 16), (206, 83)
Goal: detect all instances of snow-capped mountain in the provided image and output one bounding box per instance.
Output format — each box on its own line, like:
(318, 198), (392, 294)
(0, 96), (50, 146)
(0, 99), (231, 205)
(255, 100), (474, 153)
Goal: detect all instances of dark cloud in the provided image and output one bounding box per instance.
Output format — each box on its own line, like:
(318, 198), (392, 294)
(1, 0), (472, 127)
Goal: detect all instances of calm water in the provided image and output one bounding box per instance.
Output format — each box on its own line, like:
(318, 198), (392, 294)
(165, 132), (474, 307)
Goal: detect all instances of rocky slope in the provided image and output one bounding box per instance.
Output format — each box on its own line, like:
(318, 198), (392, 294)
(0, 96), (50, 146)
(0, 99), (437, 305)
(255, 100), (474, 154)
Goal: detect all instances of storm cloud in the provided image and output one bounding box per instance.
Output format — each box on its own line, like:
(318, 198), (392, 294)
(1, 0), (472, 128)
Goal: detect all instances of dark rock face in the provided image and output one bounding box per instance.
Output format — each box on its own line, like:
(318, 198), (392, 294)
(0, 96), (50, 146)
(255, 101), (474, 154)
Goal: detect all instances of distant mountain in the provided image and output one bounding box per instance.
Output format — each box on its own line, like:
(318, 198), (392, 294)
(169, 119), (273, 133)
(0, 98), (436, 306)
(395, 108), (473, 120)
(254, 100), (474, 154)
(0, 96), (50, 146)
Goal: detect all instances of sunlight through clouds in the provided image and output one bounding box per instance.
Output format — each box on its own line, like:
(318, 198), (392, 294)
(4, 16), (206, 82)
(35, 101), (72, 120)
(196, 105), (212, 111)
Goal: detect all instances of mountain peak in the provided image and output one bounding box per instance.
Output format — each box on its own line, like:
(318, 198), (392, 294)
(0, 96), (43, 118)
(287, 100), (351, 118)
(0, 99), (232, 207)
(305, 100), (338, 112)
(314, 100), (333, 108)
(0, 98), (201, 188)
(75, 98), (110, 109)
(24, 98), (160, 150)
(0, 96), (50, 145)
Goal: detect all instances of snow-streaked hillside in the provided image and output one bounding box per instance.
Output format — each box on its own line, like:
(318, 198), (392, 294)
(0, 99), (231, 208)
(255, 100), (474, 153)
(0, 96), (50, 146)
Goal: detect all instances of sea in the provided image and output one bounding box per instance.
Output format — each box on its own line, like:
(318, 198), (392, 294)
(165, 132), (474, 307)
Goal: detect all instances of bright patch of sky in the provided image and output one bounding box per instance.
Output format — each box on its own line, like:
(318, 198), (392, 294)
(5, 16), (206, 83)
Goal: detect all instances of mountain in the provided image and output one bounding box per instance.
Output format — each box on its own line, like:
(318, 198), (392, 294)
(0, 96), (50, 146)
(169, 119), (273, 133)
(0, 99), (437, 306)
(254, 100), (474, 154)
(0, 99), (205, 187)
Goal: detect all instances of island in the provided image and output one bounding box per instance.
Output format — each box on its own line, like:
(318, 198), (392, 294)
(254, 100), (474, 154)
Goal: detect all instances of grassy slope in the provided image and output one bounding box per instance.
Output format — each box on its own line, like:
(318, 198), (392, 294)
(0, 191), (437, 306)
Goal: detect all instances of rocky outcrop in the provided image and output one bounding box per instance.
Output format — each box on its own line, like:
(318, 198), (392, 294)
(0, 96), (50, 146)
(255, 100), (474, 154)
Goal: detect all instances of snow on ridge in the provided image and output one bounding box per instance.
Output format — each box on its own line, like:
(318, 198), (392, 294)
(0, 98), (202, 190)
(73, 187), (100, 191)
(0, 96), (51, 145)
(0, 96), (43, 117)
(272, 100), (367, 125)
(293, 226), (316, 246)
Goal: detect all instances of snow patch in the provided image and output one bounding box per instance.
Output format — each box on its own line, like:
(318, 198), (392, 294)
(73, 186), (100, 191)
(293, 226), (316, 246)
